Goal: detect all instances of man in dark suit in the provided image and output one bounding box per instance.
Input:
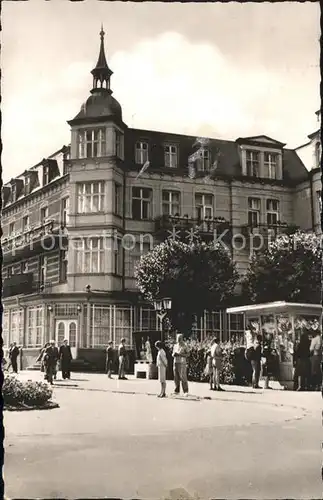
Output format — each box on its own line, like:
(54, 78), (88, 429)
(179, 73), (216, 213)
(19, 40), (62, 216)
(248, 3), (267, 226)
(9, 342), (20, 374)
(44, 340), (59, 385)
(59, 339), (73, 380)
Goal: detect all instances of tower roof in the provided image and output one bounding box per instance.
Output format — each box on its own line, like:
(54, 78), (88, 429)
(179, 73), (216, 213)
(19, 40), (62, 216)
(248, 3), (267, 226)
(90, 26), (113, 95)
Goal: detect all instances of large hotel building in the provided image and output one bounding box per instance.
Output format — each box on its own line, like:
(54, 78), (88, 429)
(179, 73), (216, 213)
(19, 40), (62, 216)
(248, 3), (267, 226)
(2, 31), (321, 367)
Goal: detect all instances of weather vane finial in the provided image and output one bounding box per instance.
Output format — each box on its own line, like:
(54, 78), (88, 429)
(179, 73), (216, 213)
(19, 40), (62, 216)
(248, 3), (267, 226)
(100, 24), (105, 40)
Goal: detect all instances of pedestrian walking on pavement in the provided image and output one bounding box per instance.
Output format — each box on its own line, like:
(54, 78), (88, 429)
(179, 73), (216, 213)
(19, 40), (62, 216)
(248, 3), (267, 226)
(251, 335), (262, 389)
(172, 334), (189, 395)
(59, 339), (73, 380)
(293, 333), (311, 391)
(204, 347), (213, 390)
(106, 340), (114, 378)
(118, 338), (128, 380)
(43, 340), (59, 385)
(8, 342), (20, 374)
(156, 341), (168, 398)
(309, 331), (322, 391)
(210, 337), (224, 391)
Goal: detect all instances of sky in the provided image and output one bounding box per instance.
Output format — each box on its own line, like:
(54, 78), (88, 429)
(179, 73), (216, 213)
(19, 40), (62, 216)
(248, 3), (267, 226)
(2, 1), (320, 181)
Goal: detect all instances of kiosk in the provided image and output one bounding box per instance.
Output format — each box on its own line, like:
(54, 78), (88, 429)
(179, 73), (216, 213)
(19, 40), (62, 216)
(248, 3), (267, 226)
(226, 302), (322, 388)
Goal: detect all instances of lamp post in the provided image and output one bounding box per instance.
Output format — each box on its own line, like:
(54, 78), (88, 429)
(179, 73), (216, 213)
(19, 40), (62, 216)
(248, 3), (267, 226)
(153, 297), (172, 341)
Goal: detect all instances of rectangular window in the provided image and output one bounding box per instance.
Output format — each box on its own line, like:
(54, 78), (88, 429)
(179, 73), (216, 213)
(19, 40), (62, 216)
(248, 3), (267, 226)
(9, 222), (15, 235)
(135, 141), (149, 164)
(3, 311), (9, 348)
(39, 255), (47, 284)
(131, 187), (152, 220)
(21, 261), (29, 273)
(60, 249), (68, 282)
(40, 206), (49, 223)
(266, 199), (280, 226)
(162, 190), (181, 216)
(264, 152), (277, 179)
(22, 215), (30, 232)
(164, 144), (178, 168)
(11, 184), (17, 202)
(61, 197), (69, 226)
(114, 183), (122, 216)
(115, 130), (124, 159)
(75, 238), (104, 273)
(114, 307), (132, 347)
(114, 239), (123, 275)
(43, 166), (50, 185)
(25, 176), (31, 195)
(7, 266), (13, 278)
(248, 198), (261, 227)
(10, 309), (24, 345)
(91, 306), (112, 348)
(195, 193), (214, 219)
(78, 128), (106, 158)
(139, 308), (157, 331)
(27, 305), (44, 347)
(246, 151), (260, 177)
(196, 149), (210, 172)
(77, 182), (105, 213)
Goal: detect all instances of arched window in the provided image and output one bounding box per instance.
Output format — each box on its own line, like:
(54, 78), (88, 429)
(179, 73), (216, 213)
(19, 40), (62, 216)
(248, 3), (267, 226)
(315, 141), (321, 168)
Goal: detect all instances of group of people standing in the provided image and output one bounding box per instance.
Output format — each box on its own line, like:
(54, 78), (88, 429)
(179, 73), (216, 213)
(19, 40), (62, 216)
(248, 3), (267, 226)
(37, 339), (72, 385)
(293, 331), (322, 391)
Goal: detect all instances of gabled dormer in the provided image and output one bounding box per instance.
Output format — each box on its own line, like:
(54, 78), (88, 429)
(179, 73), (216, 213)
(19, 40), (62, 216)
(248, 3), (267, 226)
(23, 170), (40, 195)
(236, 135), (285, 181)
(2, 186), (11, 207)
(9, 178), (24, 203)
(41, 158), (60, 186)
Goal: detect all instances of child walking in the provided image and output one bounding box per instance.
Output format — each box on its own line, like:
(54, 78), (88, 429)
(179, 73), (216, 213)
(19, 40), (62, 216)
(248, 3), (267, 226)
(155, 341), (168, 398)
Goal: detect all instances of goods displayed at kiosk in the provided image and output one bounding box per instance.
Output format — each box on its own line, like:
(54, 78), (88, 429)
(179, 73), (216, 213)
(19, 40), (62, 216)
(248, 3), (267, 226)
(226, 302), (322, 387)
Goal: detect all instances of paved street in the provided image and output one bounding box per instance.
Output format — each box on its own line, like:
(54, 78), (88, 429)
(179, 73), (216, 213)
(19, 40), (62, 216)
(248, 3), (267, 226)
(4, 372), (322, 499)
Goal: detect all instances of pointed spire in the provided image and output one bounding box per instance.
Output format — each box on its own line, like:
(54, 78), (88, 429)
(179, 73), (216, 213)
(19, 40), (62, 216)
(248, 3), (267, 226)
(91, 26), (113, 94)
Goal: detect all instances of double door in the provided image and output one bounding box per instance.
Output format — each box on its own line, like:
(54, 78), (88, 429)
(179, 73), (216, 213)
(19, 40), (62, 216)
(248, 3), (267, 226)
(55, 319), (78, 359)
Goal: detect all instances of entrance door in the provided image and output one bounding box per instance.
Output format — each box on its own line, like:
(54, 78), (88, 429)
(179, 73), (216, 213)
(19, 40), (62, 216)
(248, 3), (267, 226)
(55, 320), (78, 359)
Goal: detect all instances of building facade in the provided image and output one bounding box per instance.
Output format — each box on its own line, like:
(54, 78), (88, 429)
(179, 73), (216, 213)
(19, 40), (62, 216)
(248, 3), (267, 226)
(2, 30), (321, 365)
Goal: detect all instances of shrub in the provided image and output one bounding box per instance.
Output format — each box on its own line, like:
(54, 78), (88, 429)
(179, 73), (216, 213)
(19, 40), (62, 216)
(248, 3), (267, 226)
(3, 376), (53, 407)
(165, 338), (250, 386)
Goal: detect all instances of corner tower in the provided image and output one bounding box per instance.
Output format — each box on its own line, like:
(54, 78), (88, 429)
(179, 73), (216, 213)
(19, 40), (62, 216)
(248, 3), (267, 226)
(68, 27), (125, 160)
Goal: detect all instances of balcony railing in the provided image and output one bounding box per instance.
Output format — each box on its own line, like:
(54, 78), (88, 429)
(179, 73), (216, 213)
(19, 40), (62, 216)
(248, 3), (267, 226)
(241, 222), (299, 241)
(154, 214), (231, 242)
(2, 219), (67, 257)
(3, 274), (53, 298)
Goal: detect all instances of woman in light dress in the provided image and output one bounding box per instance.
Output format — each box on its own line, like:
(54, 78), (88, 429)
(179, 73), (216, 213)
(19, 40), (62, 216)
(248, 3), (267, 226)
(155, 341), (168, 398)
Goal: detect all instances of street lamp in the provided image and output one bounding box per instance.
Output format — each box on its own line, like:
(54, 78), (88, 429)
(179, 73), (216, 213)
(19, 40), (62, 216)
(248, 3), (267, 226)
(153, 297), (172, 341)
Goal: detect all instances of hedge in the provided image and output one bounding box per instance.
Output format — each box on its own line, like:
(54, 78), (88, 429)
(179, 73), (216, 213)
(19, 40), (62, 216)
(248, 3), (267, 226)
(3, 376), (53, 408)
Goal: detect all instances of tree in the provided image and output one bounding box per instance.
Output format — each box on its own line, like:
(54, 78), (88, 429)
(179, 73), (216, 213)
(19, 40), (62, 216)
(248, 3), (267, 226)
(242, 231), (322, 304)
(135, 237), (239, 335)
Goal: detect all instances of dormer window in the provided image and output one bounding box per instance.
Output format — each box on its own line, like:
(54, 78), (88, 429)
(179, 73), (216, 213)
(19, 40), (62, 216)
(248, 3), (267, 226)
(264, 153), (277, 179)
(11, 183), (17, 202)
(78, 128), (106, 158)
(196, 149), (210, 172)
(164, 144), (178, 168)
(246, 151), (260, 177)
(25, 176), (31, 195)
(43, 165), (50, 185)
(135, 141), (149, 165)
(315, 141), (321, 168)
